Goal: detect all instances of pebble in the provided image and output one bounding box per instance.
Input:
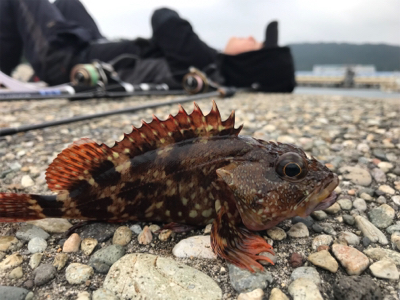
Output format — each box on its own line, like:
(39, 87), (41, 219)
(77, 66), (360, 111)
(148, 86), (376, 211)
(16, 224), (49, 241)
(288, 278), (323, 300)
(138, 225), (153, 245)
(362, 236), (371, 247)
(332, 244), (370, 275)
(338, 231), (360, 246)
(324, 202), (341, 214)
(0, 286), (29, 300)
(89, 245), (126, 273)
(311, 224), (323, 233)
(378, 161), (394, 173)
(34, 264), (56, 286)
(158, 229), (173, 241)
(266, 227), (287, 240)
(0, 236), (19, 252)
(360, 192), (373, 201)
(65, 263), (94, 284)
(311, 211), (327, 221)
(339, 166), (372, 186)
(24, 279), (35, 289)
(269, 288), (289, 300)
(148, 224), (161, 233)
(353, 198), (367, 212)
(63, 233), (82, 252)
(391, 232), (400, 250)
(289, 253), (303, 267)
(29, 253), (43, 269)
(364, 248), (400, 265)
(337, 198), (352, 210)
(21, 175), (34, 187)
(312, 234), (333, 250)
(287, 223), (309, 238)
(292, 216), (314, 228)
(333, 276), (382, 300)
(92, 288), (120, 300)
(81, 237), (98, 256)
(368, 204), (395, 228)
(0, 253), (23, 271)
(228, 263), (273, 293)
(355, 215), (389, 245)
(76, 291), (91, 300)
(357, 143), (370, 153)
(130, 224), (142, 235)
(369, 259), (399, 280)
(27, 218), (72, 233)
(204, 224), (212, 234)
(27, 237), (47, 253)
(378, 185), (395, 195)
(172, 235), (216, 259)
(322, 224), (337, 236)
(290, 267), (321, 285)
(104, 253), (222, 299)
(53, 253), (68, 271)
(371, 168), (387, 183)
(376, 195), (386, 204)
(343, 214), (355, 225)
(307, 250), (339, 273)
(387, 224), (400, 234)
(79, 222), (116, 242)
(9, 266), (23, 279)
(392, 195), (400, 206)
(237, 288), (264, 300)
(112, 226), (132, 246)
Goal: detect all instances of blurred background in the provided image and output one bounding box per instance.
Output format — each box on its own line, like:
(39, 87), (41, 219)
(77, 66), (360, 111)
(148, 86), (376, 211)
(75, 0), (400, 92)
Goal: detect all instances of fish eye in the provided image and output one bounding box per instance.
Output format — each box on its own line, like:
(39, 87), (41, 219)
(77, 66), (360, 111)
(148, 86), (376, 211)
(276, 152), (308, 181)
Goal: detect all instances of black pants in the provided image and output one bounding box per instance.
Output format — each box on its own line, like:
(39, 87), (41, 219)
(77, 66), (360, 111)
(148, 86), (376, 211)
(0, 0), (217, 85)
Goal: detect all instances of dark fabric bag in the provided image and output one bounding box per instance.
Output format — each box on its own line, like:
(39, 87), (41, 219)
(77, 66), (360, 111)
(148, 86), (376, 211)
(218, 46), (296, 92)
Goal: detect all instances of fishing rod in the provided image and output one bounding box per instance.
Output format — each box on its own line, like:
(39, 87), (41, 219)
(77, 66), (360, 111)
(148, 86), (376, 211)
(0, 82), (185, 101)
(0, 86), (238, 137)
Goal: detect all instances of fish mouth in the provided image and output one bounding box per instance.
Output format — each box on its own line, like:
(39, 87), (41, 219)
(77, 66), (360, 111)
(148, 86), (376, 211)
(296, 174), (339, 217)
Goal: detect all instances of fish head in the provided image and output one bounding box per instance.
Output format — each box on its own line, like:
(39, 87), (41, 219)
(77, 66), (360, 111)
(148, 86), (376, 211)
(216, 139), (339, 231)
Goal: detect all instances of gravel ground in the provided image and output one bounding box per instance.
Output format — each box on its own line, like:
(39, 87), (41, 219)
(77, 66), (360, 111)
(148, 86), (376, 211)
(0, 92), (399, 300)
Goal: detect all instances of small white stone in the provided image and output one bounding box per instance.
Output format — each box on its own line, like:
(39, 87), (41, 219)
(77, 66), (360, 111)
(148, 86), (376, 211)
(369, 259), (399, 280)
(378, 162), (394, 173)
(21, 175), (34, 187)
(237, 288), (264, 300)
(204, 224), (212, 234)
(172, 236), (216, 259)
(378, 185), (395, 195)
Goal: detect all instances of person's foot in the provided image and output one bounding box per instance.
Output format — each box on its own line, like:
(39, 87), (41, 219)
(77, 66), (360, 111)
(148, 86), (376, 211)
(264, 21), (278, 48)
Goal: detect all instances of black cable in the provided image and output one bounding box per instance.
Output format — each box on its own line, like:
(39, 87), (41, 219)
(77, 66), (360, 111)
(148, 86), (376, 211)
(0, 89), (234, 137)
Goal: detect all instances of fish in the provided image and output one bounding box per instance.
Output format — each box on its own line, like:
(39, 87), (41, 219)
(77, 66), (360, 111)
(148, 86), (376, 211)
(0, 101), (339, 272)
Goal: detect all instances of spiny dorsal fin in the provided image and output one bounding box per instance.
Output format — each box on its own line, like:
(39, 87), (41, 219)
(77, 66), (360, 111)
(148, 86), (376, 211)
(45, 138), (129, 192)
(111, 100), (242, 157)
(45, 101), (241, 192)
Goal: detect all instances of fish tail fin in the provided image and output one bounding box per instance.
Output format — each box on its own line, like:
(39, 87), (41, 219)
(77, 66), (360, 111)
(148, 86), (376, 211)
(0, 193), (60, 222)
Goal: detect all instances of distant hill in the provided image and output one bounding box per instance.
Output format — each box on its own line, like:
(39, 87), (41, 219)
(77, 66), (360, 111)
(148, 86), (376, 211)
(288, 43), (400, 71)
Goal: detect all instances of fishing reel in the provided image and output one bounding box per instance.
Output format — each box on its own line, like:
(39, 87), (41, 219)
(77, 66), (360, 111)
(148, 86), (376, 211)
(70, 60), (120, 87)
(182, 67), (220, 94)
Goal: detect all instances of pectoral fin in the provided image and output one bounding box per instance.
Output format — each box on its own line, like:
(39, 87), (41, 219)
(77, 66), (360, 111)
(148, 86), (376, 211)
(210, 206), (275, 272)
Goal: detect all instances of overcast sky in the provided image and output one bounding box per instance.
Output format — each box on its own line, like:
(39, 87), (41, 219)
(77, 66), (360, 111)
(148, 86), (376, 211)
(79, 0), (400, 50)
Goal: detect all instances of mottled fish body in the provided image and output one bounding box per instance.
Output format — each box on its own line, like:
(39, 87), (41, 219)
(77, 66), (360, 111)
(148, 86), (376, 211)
(0, 101), (338, 271)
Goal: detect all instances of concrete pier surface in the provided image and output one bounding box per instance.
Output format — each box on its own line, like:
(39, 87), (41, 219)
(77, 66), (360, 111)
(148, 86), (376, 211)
(0, 92), (399, 299)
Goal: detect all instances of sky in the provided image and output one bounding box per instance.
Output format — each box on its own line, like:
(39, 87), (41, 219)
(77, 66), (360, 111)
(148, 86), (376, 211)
(78, 0), (400, 50)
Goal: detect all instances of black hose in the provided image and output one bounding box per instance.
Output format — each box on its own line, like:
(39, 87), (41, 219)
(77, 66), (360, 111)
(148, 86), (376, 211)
(0, 89), (233, 137)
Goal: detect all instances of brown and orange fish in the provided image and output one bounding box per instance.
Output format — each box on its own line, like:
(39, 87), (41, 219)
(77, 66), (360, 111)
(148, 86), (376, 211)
(0, 101), (338, 272)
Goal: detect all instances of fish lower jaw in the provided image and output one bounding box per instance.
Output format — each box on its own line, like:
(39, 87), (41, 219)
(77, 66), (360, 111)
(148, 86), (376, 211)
(296, 175), (339, 217)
